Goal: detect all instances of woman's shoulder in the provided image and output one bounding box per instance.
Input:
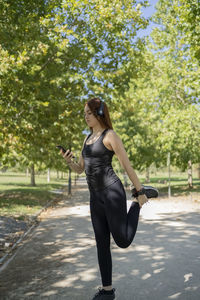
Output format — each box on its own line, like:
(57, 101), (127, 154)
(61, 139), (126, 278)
(105, 129), (119, 140)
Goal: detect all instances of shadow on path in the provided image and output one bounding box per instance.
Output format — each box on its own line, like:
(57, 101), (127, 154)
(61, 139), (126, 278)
(0, 178), (200, 300)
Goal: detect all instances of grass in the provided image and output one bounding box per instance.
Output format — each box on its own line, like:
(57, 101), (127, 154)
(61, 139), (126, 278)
(142, 174), (200, 197)
(0, 171), (77, 221)
(0, 171), (199, 221)
(123, 171), (200, 197)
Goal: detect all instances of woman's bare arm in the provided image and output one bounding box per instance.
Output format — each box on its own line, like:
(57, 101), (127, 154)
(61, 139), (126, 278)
(66, 154), (85, 174)
(62, 137), (86, 174)
(104, 130), (142, 191)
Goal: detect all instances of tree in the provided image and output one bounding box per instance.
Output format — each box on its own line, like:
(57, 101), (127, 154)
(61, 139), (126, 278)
(174, 0), (200, 60)
(0, 0), (149, 184)
(150, 0), (200, 105)
(111, 0), (200, 176)
(112, 71), (162, 173)
(157, 105), (200, 168)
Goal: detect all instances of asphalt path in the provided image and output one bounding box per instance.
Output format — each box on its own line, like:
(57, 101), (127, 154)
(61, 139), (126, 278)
(0, 177), (200, 300)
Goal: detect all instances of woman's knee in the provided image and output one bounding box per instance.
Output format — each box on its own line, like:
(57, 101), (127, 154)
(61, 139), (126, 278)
(113, 237), (131, 249)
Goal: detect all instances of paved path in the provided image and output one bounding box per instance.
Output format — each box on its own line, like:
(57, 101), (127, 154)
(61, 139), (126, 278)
(0, 177), (200, 300)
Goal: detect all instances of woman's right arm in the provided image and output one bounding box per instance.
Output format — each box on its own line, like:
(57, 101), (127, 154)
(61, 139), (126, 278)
(66, 155), (84, 174)
(61, 137), (86, 174)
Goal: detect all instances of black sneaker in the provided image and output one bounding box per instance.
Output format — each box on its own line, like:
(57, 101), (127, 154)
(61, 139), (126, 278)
(92, 288), (116, 300)
(131, 185), (159, 199)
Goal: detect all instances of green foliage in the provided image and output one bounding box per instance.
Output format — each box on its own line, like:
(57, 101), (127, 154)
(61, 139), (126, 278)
(2, 0), (199, 174)
(174, 0), (200, 60)
(0, 0), (149, 172)
(112, 0), (200, 171)
(157, 105), (200, 169)
(151, 1), (200, 104)
(112, 77), (161, 171)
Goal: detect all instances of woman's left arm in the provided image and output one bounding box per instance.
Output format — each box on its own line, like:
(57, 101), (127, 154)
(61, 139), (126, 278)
(106, 130), (142, 191)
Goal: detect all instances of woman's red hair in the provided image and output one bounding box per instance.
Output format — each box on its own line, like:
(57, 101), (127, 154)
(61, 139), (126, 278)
(85, 98), (113, 131)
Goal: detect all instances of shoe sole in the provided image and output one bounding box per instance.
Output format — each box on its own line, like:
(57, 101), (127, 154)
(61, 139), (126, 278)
(142, 185), (159, 198)
(92, 294), (115, 300)
(131, 185), (159, 199)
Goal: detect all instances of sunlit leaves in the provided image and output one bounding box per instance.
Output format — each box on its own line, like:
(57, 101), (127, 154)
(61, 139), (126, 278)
(0, 0), (150, 171)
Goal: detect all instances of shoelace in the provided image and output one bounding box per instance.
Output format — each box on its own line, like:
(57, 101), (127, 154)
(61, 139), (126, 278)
(95, 288), (115, 297)
(94, 288), (104, 296)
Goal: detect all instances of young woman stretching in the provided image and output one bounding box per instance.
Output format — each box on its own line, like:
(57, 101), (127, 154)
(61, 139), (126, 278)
(61, 98), (148, 300)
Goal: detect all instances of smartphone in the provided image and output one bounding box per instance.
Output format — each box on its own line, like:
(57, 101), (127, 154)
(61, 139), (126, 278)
(56, 145), (66, 153)
(56, 145), (75, 158)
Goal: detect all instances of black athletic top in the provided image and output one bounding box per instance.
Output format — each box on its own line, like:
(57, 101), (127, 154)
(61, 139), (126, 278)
(82, 129), (119, 191)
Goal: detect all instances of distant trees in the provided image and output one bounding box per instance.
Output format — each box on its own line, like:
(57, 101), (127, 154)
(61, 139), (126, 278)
(0, 0), (149, 184)
(112, 0), (200, 186)
(1, 0), (199, 187)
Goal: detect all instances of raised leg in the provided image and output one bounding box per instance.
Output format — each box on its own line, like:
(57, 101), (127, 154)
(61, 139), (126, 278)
(104, 180), (140, 248)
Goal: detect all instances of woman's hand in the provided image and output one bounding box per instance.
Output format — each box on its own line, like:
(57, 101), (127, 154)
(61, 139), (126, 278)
(61, 149), (74, 163)
(137, 194), (148, 208)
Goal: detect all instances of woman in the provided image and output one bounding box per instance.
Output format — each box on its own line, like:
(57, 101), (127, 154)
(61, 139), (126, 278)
(61, 98), (148, 300)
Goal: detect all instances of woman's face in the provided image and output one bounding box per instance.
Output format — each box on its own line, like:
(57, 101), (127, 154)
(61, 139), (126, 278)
(84, 104), (99, 128)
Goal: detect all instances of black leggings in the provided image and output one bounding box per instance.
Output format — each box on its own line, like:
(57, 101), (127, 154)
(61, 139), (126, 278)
(89, 179), (140, 286)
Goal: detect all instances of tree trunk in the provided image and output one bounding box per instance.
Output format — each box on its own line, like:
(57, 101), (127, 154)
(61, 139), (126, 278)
(188, 160), (193, 188)
(47, 168), (50, 183)
(167, 152), (171, 198)
(75, 173), (77, 185)
(145, 167), (150, 183)
(68, 168), (72, 195)
(26, 168), (29, 177)
(198, 163), (200, 179)
(30, 164), (36, 186)
(56, 170), (59, 179)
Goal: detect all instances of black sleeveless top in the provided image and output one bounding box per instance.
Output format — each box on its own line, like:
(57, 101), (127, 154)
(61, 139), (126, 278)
(82, 129), (119, 191)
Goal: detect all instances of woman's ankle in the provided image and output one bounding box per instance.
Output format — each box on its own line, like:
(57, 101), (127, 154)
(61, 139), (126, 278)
(102, 285), (113, 291)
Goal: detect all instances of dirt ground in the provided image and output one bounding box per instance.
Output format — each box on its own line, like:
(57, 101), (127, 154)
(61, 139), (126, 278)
(0, 177), (200, 300)
(0, 216), (31, 255)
